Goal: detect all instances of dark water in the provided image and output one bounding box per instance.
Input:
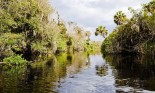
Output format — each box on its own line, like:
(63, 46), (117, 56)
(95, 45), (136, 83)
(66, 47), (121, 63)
(0, 53), (155, 93)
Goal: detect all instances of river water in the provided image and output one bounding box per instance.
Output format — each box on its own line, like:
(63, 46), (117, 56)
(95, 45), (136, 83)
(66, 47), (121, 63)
(0, 53), (155, 93)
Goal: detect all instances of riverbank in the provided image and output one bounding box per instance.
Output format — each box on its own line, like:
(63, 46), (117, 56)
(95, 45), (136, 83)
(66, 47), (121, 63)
(0, 0), (101, 66)
(101, 0), (155, 55)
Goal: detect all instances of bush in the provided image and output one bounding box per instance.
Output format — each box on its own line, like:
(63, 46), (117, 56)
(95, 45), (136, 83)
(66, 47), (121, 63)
(3, 55), (27, 66)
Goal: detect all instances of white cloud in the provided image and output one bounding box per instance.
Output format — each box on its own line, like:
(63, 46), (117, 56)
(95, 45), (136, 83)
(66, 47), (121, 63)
(51, 0), (152, 41)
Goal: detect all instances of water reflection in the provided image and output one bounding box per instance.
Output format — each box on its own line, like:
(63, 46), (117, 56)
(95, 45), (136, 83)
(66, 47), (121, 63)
(57, 54), (115, 93)
(95, 64), (108, 77)
(0, 52), (88, 93)
(104, 54), (155, 92)
(1, 53), (155, 93)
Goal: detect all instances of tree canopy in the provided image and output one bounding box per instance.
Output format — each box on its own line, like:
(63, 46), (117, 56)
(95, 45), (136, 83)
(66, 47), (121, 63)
(101, 0), (155, 55)
(95, 26), (108, 38)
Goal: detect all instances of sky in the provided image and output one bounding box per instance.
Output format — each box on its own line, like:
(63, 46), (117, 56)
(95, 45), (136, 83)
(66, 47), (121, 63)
(50, 0), (151, 41)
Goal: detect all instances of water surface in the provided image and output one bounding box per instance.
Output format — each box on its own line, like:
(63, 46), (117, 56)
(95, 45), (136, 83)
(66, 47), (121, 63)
(0, 53), (155, 93)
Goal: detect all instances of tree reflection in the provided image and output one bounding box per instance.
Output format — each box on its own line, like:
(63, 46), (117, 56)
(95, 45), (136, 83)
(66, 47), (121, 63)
(67, 54), (72, 65)
(0, 52), (89, 93)
(104, 54), (155, 92)
(95, 64), (108, 77)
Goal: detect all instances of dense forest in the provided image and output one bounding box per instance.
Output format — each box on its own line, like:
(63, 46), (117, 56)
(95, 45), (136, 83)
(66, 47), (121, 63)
(100, 0), (155, 55)
(0, 0), (101, 66)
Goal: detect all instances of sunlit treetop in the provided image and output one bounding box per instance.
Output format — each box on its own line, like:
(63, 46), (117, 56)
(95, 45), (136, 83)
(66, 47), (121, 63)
(143, 0), (155, 14)
(114, 11), (128, 25)
(95, 25), (108, 38)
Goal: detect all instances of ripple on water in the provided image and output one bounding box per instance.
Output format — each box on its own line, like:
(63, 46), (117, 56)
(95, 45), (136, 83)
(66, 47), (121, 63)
(57, 55), (116, 93)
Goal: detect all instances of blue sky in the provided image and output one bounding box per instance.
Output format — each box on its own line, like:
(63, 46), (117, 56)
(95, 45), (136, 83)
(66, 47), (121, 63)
(50, 0), (151, 41)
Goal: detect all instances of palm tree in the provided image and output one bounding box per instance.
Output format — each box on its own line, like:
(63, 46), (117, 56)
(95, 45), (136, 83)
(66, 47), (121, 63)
(114, 11), (127, 25)
(95, 26), (108, 38)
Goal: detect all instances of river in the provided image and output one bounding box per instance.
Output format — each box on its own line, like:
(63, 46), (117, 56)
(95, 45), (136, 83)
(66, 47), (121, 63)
(0, 52), (155, 93)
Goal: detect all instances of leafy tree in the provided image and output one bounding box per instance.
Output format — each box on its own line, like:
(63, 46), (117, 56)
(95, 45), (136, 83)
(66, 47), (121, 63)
(0, 0), (56, 59)
(143, 0), (155, 15)
(114, 11), (128, 25)
(95, 26), (108, 38)
(102, 0), (155, 54)
(0, 0), (98, 62)
(66, 37), (72, 46)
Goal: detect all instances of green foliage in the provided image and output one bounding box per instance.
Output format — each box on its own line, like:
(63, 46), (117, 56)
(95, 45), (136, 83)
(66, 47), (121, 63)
(56, 34), (68, 51)
(101, 0), (155, 55)
(58, 23), (67, 34)
(31, 42), (46, 52)
(0, 0), (57, 56)
(0, 33), (23, 46)
(0, 0), (99, 63)
(66, 22), (96, 52)
(114, 11), (128, 25)
(0, 33), (25, 56)
(95, 26), (108, 38)
(66, 37), (72, 46)
(143, 0), (155, 14)
(3, 55), (27, 66)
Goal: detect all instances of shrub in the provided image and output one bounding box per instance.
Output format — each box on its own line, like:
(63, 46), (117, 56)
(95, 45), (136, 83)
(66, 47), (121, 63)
(3, 55), (27, 66)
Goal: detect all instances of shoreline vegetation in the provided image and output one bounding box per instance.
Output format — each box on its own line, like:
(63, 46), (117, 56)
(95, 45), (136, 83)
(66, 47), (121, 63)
(1, 0), (155, 67)
(0, 0), (101, 66)
(1, 0), (155, 92)
(100, 0), (155, 55)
